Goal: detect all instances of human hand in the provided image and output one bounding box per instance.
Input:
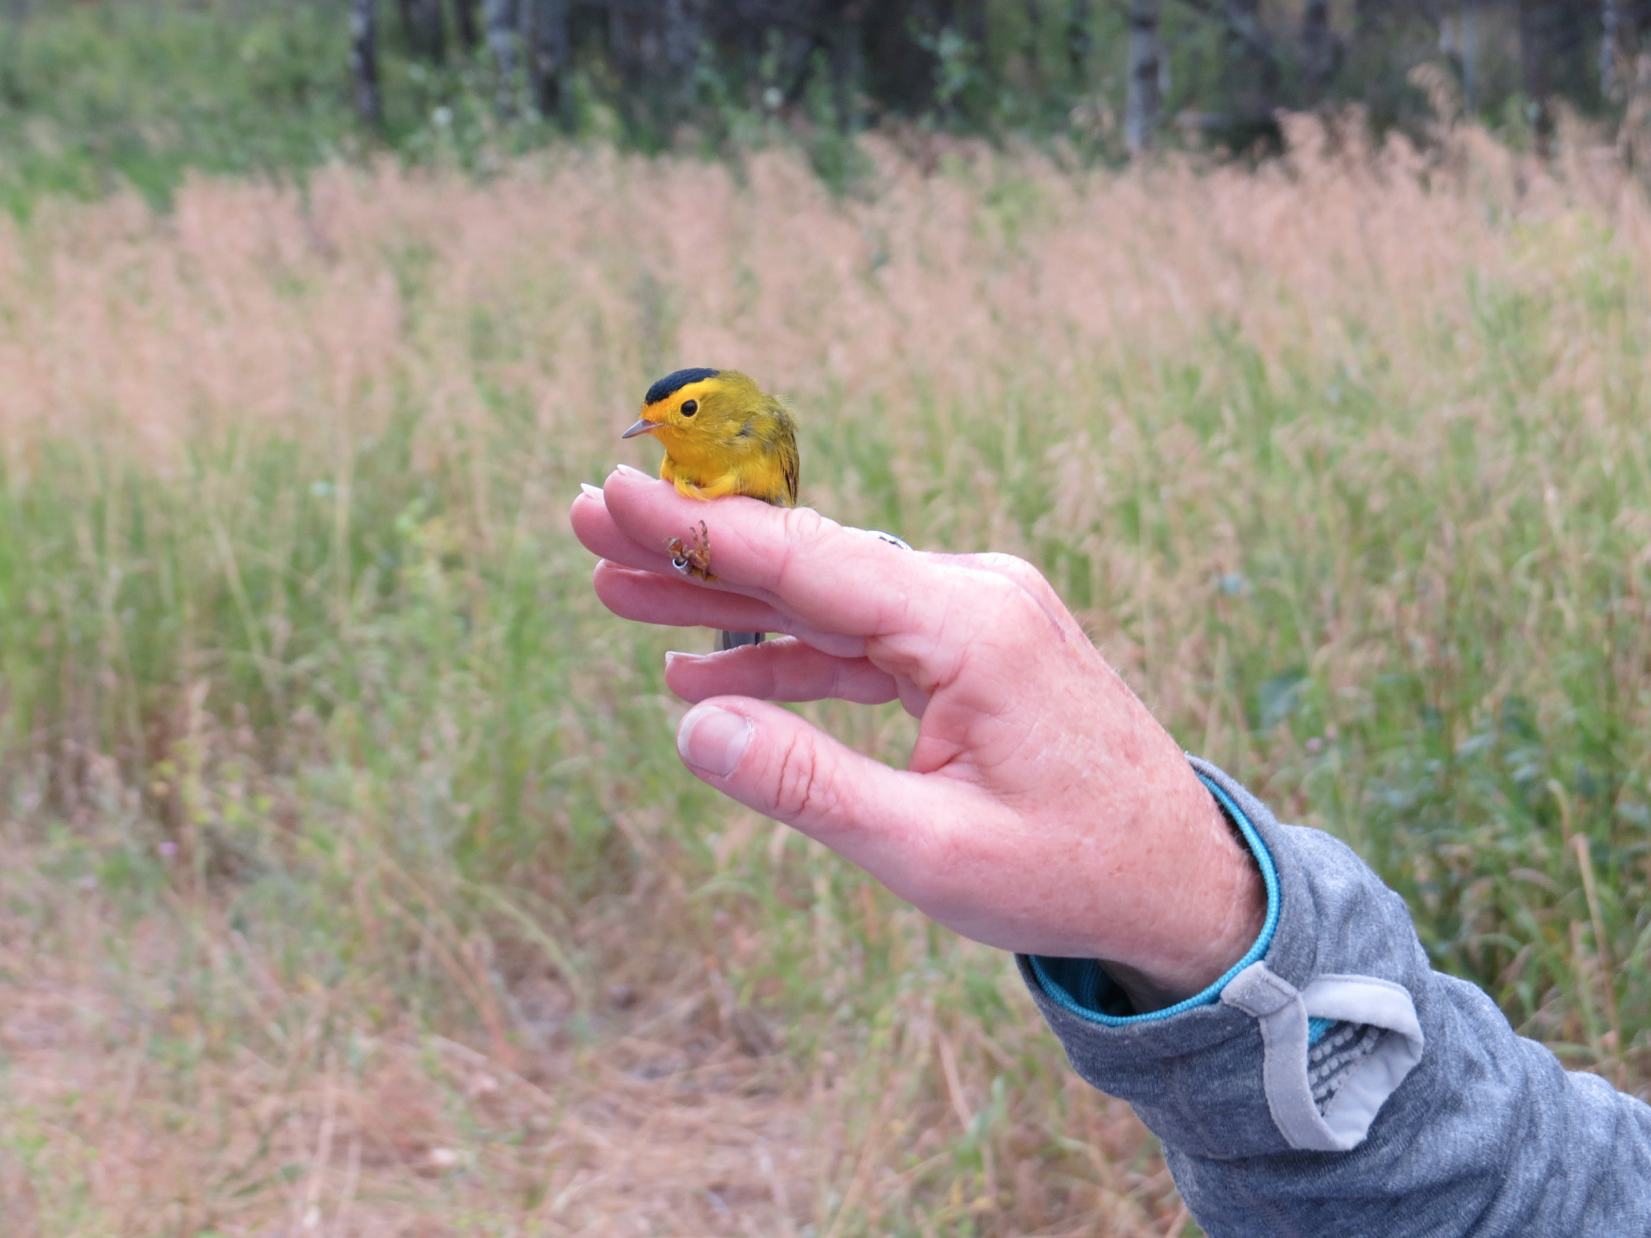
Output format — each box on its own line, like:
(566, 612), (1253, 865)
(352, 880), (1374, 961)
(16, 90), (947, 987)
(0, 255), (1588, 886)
(570, 467), (1265, 1011)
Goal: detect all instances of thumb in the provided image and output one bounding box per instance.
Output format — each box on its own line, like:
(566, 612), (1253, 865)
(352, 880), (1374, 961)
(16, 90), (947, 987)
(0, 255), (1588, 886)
(675, 696), (941, 875)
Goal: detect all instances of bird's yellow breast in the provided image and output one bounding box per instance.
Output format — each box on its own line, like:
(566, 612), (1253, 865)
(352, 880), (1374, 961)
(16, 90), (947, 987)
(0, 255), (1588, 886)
(657, 428), (796, 506)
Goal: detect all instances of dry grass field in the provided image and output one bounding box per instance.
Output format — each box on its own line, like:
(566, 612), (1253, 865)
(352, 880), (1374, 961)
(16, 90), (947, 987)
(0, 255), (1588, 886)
(4, 118), (1651, 1235)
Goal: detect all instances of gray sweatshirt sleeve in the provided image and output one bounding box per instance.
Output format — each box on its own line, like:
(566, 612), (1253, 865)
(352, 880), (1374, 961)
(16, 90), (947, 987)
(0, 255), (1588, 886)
(1018, 758), (1651, 1237)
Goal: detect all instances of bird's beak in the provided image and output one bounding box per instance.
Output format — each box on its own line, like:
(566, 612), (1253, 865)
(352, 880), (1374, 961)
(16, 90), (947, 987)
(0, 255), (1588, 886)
(621, 418), (657, 440)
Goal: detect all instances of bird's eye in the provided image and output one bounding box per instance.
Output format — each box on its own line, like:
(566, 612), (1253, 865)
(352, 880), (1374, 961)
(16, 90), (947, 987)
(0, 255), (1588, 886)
(680, 399), (698, 417)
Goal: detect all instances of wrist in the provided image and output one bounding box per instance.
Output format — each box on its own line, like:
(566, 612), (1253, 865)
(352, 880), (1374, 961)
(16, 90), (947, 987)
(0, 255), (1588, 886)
(1106, 776), (1268, 1012)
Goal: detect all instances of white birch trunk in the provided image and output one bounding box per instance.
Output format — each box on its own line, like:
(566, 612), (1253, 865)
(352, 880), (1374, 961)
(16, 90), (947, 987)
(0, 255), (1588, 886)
(1461, 1), (1482, 113)
(661, 0), (705, 91)
(485, 0), (517, 116)
(1126, 0), (1162, 153)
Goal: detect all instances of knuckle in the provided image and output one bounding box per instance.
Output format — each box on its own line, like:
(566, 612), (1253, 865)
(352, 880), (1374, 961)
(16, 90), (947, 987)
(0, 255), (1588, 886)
(977, 570), (1035, 626)
(969, 556), (1069, 642)
(780, 504), (829, 545)
(979, 552), (1055, 601)
(773, 506), (832, 590)
(976, 551), (1038, 582)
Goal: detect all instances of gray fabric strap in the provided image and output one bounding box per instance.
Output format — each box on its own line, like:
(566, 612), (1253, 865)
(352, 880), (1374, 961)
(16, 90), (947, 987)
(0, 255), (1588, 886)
(1222, 962), (1424, 1152)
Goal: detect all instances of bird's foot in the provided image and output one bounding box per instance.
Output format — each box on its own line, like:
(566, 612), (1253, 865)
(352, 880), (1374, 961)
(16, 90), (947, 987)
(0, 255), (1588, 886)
(667, 520), (715, 580)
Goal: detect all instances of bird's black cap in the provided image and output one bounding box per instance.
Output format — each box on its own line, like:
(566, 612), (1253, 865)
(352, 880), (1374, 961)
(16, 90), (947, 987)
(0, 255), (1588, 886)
(644, 368), (720, 406)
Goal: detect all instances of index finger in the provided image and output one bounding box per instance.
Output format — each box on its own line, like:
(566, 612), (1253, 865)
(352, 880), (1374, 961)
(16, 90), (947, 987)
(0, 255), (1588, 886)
(601, 467), (955, 643)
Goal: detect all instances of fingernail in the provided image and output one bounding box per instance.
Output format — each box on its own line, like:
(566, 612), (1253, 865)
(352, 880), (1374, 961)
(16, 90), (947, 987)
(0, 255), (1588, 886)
(677, 704), (753, 778)
(579, 482), (603, 499)
(613, 463), (651, 481)
(664, 650), (704, 669)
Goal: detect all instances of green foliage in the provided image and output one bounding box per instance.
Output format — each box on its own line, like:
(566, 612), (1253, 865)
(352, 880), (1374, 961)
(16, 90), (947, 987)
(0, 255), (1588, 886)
(0, 0), (574, 215)
(0, 0), (354, 214)
(1, 0), (1623, 220)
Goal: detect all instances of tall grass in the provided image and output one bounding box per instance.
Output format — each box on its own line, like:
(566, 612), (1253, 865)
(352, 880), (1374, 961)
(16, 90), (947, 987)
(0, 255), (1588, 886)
(3, 123), (1651, 1234)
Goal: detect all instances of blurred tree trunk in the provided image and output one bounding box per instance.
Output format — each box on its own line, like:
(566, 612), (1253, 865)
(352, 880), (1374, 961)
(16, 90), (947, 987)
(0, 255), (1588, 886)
(350, 0), (383, 126)
(1458, 0), (1483, 115)
(1600, 0), (1651, 97)
(1222, 0), (1280, 115)
(933, 0), (986, 122)
(604, 0), (642, 100)
(1125, 0), (1161, 152)
(955, 0), (987, 54)
(1518, 0), (1550, 143)
(860, 0), (941, 115)
(1618, 3), (1651, 167)
(1605, 0), (1651, 107)
(607, 0), (704, 134)
(1069, 0), (1093, 84)
(485, 0), (517, 115)
(829, 1), (867, 131)
(1521, 0), (1591, 98)
(347, 0), (1651, 148)
(1520, 0), (1590, 147)
(522, 0), (570, 122)
(1301, 0), (1336, 90)
(409, 0), (446, 62)
(1352, 0), (1414, 34)
(454, 0), (478, 55)
(661, 0), (706, 85)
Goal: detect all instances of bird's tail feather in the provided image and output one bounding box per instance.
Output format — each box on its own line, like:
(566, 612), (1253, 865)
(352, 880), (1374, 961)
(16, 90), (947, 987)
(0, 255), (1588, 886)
(715, 630), (765, 652)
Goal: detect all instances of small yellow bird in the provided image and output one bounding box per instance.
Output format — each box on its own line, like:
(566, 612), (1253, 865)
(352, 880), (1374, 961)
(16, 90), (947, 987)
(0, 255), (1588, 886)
(622, 367), (799, 650)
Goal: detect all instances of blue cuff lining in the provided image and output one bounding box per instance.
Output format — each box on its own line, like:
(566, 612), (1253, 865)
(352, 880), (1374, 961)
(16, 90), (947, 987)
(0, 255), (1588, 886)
(1027, 771), (1282, 1028)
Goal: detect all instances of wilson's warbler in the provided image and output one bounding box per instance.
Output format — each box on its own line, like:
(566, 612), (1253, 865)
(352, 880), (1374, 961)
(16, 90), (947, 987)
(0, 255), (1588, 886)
(622, 367), (799, 650)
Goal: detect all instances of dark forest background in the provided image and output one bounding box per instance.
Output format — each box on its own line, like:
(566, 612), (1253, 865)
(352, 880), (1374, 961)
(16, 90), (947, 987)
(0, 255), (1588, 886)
(0, 1), (1645, 211)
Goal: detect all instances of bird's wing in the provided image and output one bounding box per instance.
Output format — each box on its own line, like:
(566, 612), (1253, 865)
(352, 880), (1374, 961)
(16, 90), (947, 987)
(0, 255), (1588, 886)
(780, 431), (800, 507)
(769, 403), (800, 507)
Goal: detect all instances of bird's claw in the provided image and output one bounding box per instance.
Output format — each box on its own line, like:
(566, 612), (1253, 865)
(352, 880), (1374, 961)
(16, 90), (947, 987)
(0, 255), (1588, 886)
(667, 520), (715, 580)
